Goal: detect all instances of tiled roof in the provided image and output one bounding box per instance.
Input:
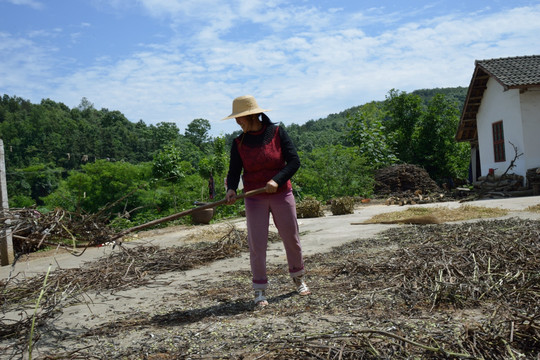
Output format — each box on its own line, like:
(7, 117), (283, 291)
(456, 55), (540, 142)
(476, 55), (540, 89)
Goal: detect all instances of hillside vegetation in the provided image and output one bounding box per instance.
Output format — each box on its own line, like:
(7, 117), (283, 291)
(0, 87), (469, 230)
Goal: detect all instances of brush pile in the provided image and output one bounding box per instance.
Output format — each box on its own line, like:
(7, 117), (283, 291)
(296, 197), (325, 218)
(473, 173), (525, 193)
(0, 226), (264, 344)
(2, 208), (116, 255)
(374, 164), (441, 195)
(331, 217), (540, 359)
(374, 164), (465, 205)
(527, 167), (540, 195)
(384, 190), (449, 206)
(330, 196), (355, 215)
(2, 214), (539, 359)
(527, 167), (540, 184)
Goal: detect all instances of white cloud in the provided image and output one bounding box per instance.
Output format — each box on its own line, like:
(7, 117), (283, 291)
(136, 0), (228, 18)
(0, 32), (57, 95)
(27, 27), (62, 39)
(5, 0), (43, 10)
(2, 2), (540, 136)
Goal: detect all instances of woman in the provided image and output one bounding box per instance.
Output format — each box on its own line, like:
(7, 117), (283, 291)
(224, 95), (310, 307)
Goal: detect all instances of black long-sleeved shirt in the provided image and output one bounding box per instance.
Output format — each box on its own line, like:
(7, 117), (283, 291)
(226, 124), (300, 193)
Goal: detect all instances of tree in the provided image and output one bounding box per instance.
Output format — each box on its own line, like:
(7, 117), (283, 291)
(152, 144), (195, 182)
(285, 117), (350, 154)
(346, 102), (398, 169)
(295, 145), (374, 200)
(383, 89), (423, 164)
(42, 160), (150, 215)
(185, 118), (211, 149)
(77, 97), (94, 111)
(151, 122), (180, 148)
(198, 137), (228, 178)
(7, 163), (63, 206)
(413, 94), (470, 182)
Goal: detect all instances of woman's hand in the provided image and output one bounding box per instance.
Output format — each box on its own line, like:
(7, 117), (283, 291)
(226, 189), (237, 204)
(265, 180), (279, 193)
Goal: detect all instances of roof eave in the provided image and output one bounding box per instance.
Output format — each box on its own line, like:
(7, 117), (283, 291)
(455, 64), (486, 142)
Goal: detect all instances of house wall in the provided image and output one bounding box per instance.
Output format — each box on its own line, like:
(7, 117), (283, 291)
(520, 88), (540, 178)
(476, 78), (526, 179)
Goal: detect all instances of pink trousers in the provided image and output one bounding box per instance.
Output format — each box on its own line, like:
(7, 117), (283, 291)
(244, 190), (305, 290)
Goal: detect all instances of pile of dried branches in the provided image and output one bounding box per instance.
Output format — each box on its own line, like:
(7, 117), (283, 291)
(3, 214), (539, 359)
(526, 167), (540, 185)
(89, 217), (538, 359)
(373, 164), (466, 205)
(3, 185), (157, 255)
(374, 164), (442, 195)
(473, 173), (525, 193)
(384, 191), (453, 206)
(252, 330), (486, 359)
(0, 226), (278, 344)
(335, 217), (540, 358)
(3, 208), (116, 255)
(387, 219), (539, 307)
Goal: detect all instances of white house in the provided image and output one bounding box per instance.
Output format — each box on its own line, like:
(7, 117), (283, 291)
(456, 55), (540, 186)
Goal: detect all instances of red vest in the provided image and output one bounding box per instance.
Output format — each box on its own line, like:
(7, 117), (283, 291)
(235, 126), (292, 193)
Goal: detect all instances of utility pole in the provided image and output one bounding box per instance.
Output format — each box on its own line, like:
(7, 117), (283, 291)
(0, 139), (14, 266)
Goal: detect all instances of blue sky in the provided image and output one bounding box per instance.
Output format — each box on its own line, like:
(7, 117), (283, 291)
(1, 0), (540, 136)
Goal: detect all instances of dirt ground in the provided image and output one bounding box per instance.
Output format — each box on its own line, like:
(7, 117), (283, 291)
(1, 196), (540, 359)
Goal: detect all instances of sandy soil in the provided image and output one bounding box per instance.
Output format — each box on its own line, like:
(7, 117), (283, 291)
(1, 196), (539, 359)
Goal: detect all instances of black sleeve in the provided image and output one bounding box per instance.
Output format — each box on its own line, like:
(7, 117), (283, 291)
(226, 140), (243, 192)
(272, 126), (301, 186)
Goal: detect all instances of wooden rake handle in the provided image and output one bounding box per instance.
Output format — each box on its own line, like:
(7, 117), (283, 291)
(110, 187), (267, 241)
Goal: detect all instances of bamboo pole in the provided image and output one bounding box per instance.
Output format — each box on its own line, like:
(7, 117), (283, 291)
(110, 187), (267, 241)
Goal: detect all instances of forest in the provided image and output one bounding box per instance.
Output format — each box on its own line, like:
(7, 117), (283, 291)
(0, 87), (469, 229)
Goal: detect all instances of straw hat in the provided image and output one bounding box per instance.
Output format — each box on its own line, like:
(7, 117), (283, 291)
(222, 95), (271, 120)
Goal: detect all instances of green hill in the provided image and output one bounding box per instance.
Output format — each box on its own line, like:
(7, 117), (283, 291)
(0, 86), (469, 211)
(285, 86), (467, 153)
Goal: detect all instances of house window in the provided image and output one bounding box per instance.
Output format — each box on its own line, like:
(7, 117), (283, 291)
(492, 121), (506, 162)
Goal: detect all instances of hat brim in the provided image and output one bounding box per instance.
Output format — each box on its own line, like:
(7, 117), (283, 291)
(222, 108), (271, 120)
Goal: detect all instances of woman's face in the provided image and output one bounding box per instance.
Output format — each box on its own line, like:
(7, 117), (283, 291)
(236, 114), (258, 133)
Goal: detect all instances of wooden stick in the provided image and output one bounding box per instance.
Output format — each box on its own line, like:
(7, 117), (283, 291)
(110, 187), (267, 241)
